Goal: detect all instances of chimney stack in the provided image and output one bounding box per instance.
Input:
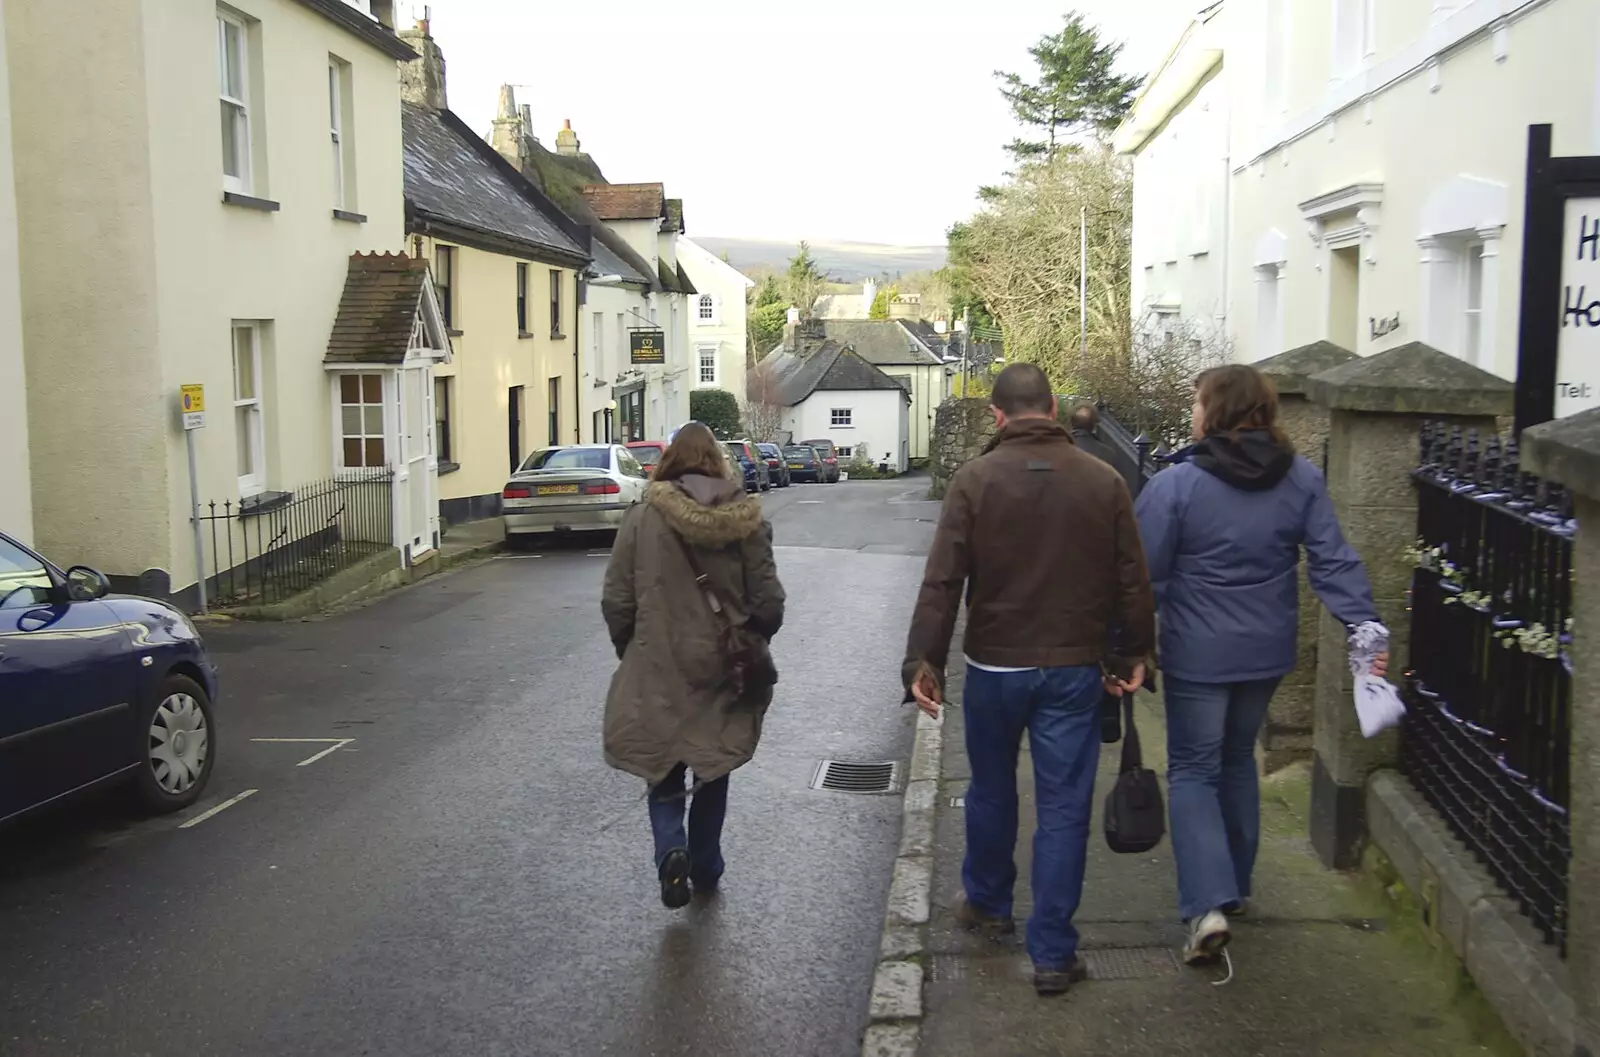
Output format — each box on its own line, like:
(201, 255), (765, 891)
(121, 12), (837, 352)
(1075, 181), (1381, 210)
(556, 119), (581, 157)
(398, 17), (448, 111)
(490, 84), (524, 167)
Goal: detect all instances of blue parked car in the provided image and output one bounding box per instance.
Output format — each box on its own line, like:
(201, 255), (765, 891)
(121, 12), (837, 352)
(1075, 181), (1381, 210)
(724, 440), (772, 493)
(0, 531), (220, 827)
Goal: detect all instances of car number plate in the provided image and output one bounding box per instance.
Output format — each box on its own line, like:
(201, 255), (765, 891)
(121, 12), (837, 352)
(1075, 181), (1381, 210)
(537, 484), (579, 495)
(788, 463), (803, 469)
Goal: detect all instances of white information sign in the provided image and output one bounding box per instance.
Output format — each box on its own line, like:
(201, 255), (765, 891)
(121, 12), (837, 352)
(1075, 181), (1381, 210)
(1555, 198), (1600, 419)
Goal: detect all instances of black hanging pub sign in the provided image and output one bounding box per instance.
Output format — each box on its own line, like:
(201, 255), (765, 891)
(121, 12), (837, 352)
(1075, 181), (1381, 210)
(629, 328), (666, 365)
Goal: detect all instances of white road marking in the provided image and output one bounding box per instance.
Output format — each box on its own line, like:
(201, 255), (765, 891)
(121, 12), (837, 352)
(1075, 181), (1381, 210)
(798, 500), (824, 504)
(249, 737), (356, 766)
(179, 788), (258, 829)
(587, 552), (611, 558)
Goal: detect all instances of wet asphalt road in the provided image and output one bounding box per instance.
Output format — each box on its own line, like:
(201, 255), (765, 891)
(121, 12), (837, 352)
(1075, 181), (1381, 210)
(0, 480), (941, 1057)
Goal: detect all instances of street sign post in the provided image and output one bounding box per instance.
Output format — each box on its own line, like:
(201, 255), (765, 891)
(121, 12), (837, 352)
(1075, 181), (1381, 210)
(1513, 125), (1600, 434)
(178, 384), (208, 613)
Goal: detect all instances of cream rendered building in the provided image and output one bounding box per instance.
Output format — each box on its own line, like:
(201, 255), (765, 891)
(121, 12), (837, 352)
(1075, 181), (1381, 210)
(0, 0), (28, 545)
(677, 236), (755, 401)
(9, 0), (434, 602)
(1122, 0), (1600, 379)
(1116, 2), (1231, 341)
(398, 26), (591, 525)
(581, 184), (695, 441)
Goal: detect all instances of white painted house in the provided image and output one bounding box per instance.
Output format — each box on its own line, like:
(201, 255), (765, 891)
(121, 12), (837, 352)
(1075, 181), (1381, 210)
(1116, 2), (1230, 341)
(1123, 0), (1600, 376)
(758, 324), (911, 472)
(0, 0), (28, 544)
(678, 236), (754, 399)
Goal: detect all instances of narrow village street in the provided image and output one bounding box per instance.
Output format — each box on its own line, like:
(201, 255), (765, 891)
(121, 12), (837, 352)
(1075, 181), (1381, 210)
(0, 482), (941, 1057)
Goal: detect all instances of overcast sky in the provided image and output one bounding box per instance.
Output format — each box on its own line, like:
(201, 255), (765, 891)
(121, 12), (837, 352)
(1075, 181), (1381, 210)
(420, 1), (1199, 247)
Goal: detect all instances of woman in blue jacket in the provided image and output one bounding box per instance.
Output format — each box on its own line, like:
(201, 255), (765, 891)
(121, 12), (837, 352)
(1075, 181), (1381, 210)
(1133, 364), (1384, 967)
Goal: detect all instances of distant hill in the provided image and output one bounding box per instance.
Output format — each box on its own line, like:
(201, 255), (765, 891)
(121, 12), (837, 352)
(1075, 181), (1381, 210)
(694, 237), (947, 281)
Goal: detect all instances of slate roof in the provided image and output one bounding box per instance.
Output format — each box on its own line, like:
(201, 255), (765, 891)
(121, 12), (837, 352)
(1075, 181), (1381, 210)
(325, 253), (433, 365)
(292, 0), (417, 60)
(581, 183), (665, 221)
(402, 102), (587, 264)
(655, 260), (698, 296)
(818, 320), (945, 367)
(760, 342), (912, 407)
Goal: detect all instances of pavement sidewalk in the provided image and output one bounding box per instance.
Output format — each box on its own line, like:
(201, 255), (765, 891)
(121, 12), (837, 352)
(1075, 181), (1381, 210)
(917, 659), (1524, 1057)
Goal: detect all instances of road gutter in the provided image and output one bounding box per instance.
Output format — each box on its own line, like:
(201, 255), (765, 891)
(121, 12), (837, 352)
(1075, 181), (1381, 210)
(862, 706), (942, 1056)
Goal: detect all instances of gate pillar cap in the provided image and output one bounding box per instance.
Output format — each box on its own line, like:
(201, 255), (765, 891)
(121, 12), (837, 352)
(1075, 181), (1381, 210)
(1524, 408), (1600, 499)
(1251, 341), (1357, 396)
(1306, 341), (1513, 415)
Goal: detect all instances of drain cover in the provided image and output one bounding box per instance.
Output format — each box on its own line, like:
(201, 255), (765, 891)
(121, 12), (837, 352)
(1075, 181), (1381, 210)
(811, 760), (900, 794)
(1079, 946), (1180, 981)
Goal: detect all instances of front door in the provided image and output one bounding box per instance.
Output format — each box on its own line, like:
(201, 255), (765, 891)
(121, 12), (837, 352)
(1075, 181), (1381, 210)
(0, 540), (137, 822)
(396, 366), (437, 560)
(508, 385), (525, 471)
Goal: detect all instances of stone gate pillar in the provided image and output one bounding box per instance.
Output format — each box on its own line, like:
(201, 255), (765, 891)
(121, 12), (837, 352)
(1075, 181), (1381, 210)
(1253, 341), (1356, 771)
(1305, 342), (1512, 869)
(1523, 411), (1600, 1054)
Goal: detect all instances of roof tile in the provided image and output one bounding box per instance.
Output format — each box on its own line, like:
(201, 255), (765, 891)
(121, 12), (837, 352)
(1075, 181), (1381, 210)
(325, 253), (430, 365)
(581, 183), (665, 221)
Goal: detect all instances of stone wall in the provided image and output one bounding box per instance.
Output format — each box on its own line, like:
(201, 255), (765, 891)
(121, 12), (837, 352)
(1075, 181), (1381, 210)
(929, 399), (997, 499)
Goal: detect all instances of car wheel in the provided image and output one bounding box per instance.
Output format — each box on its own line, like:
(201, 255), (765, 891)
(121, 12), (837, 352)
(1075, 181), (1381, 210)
(134, 673), (215, 814)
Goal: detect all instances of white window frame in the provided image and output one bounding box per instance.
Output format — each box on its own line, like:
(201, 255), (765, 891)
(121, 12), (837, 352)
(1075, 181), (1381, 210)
(697, 343), (717, 386)
(218, 10), (251, 195)
(232, 322), (265, 496)
(333, 372), (390, 474)
(1255, 263), (1285, 359)
(830, 407), (853, 428)
(328, 60), (345, 209)
(590, 311), (604, 377)
(1330, 0), (1372, 81)
(1462, 241), (1485, 367)
(697, 294), (716, 324)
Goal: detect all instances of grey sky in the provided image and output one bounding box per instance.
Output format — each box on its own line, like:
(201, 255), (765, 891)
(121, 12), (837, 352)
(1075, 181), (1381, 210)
(423, 1), (1197, 247)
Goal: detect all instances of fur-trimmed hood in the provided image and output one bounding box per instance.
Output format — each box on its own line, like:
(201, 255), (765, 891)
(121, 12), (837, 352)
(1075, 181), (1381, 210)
(645, 476), (765, 546)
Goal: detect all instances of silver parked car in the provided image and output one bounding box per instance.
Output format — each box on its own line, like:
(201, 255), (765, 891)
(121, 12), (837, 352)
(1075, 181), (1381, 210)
(502, 444), (649, 545)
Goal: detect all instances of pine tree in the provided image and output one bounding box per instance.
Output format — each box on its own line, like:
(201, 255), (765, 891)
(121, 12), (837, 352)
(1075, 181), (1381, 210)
(995, 12), (1142, 160)
(784, 242), (827, 319)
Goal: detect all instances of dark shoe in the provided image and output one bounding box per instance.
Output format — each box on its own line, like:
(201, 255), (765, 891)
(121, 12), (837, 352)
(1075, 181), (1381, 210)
(1221, 899), (1247, 918)
(953, 894), (1016, 936)
(690, 871), (722, 895)
(1032, 959), (1088, 996)
(658, 849), (691, 909)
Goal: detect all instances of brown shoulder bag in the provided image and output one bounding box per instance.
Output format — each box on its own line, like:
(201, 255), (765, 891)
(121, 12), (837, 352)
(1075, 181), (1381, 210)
(673, 533), (778, 696)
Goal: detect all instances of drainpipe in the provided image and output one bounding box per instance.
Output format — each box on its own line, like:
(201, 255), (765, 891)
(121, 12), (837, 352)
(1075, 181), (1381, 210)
(573, 271), (583, 443)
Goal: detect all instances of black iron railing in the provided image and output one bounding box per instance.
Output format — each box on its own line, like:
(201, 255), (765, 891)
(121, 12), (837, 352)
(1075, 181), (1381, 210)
(1097, 404), (1171, 497)
(1401, 424), (1573, 954)
(196, 469), (395, 608)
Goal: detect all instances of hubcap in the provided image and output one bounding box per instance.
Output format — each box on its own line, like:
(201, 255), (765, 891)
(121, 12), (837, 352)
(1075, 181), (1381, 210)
(148, 693), (208, 794)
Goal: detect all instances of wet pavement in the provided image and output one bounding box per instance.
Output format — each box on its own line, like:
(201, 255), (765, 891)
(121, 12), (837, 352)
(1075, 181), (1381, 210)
(0, 479), (940, 1057)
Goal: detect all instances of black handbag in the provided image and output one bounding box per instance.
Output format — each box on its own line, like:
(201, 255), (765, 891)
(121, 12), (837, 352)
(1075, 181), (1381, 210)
(674, 533), (778, 696)
(1103, 694), (1166, 854)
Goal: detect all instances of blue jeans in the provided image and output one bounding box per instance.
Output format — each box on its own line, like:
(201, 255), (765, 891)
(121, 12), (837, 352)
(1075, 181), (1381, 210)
(647, 763), (729, 884)
(1163, 675), (1281, 921)
(962, 664), (1103, 970)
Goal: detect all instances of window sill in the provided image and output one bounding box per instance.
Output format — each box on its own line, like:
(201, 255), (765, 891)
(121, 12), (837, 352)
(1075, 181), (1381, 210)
(239, 490), (292, 516)
(592, 378), (609, 388)
(332, 208), (367, 224)
(550, 332), (568, 341)
(447, 328), (464, 338)
(222, 191), (281, 213)
(518, 331), (535, 340)
(438, 460), (461, 476)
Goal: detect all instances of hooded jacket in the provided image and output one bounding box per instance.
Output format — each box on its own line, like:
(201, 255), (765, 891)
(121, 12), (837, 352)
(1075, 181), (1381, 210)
(1133, 429), (1376, 683)
(601, 471), (785, 784)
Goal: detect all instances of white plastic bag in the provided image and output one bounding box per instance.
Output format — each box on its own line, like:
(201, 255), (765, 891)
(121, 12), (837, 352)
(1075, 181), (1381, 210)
(1348, 621), (1405, 738)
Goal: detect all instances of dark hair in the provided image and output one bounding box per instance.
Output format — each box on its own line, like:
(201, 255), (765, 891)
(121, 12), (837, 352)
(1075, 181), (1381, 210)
(1069, 403), (1099, 432)
(1194, 364), (1293, 451)
(990, 363), (1055, 417)
(652, 422), (728, 481)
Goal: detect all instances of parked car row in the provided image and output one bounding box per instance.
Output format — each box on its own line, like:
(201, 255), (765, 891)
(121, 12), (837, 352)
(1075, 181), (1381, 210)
(1, 531), (220, 829)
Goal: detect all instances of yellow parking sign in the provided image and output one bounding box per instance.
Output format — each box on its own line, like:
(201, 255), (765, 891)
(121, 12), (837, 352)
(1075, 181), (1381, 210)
(180, 384), (206, 430)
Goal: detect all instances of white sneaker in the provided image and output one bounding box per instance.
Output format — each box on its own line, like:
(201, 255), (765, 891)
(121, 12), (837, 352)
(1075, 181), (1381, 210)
(1183, 910), (1231, 965)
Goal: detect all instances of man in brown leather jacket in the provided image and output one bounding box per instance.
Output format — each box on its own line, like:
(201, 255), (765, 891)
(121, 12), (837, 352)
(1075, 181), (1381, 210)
(902, 362), (1154, 996)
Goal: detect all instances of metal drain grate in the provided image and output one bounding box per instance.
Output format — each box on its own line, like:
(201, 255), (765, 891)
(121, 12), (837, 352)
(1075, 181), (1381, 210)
(811, 760), (901, 794)
(1079, 946), (1181, 981)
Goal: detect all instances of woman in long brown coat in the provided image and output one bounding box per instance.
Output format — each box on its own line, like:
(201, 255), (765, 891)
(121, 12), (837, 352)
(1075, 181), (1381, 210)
(602, 423), (786, 909)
